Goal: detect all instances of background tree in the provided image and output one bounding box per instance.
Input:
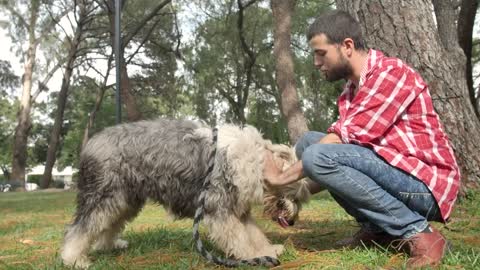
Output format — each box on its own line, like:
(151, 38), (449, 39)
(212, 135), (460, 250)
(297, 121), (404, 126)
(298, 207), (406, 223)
(1, 0), (70, 189)
(57, 79), (118, 169)
(184, 0), (338, 142)
(335, 0), (480, 190)
(185, 0), (274, 125)
(80, 0), (180, 145)
(41, 0), (96, 189)
(0, 60), (19, 181)
(100, 0), (173, 121)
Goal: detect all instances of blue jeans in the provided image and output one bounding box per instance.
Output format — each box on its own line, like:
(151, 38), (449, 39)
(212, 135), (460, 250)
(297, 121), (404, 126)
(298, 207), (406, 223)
(297, 132), (442, 238)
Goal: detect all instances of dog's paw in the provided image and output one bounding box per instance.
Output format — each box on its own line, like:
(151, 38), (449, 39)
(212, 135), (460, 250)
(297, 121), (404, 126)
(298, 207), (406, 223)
(272, 244), (285, 256)
(62, 256), (92, 269)
(256, 244), (284, 258)
(113, 239), (129, 249)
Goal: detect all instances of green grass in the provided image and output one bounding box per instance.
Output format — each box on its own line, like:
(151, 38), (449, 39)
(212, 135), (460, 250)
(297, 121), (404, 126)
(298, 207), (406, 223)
(0, 190), (479, 269)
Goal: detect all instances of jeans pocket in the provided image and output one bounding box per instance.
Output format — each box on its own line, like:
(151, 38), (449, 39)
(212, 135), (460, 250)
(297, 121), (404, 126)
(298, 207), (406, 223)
(398, 192), (442, 222)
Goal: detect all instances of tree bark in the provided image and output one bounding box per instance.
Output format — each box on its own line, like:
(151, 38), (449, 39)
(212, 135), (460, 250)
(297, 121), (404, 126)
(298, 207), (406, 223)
(118, 56), (142, 121)
(11, 0), (40, 189)
(41, 1), (89, 189)
(336, 0), (480, 189)
(271, 0), (309, 144)
(457, 0), (479, 118)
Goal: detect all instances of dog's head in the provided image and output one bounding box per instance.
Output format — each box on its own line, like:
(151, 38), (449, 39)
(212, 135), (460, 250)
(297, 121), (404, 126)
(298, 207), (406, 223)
(209, 124), (310, 226)
(262, 144), (311, 228)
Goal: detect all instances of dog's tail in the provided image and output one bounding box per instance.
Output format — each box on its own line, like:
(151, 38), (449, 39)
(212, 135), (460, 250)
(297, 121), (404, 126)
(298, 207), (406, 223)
(192, 192), (280, 268)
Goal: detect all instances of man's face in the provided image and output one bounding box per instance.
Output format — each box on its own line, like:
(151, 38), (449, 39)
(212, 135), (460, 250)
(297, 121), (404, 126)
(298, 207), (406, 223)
(309, 34), (353, 82)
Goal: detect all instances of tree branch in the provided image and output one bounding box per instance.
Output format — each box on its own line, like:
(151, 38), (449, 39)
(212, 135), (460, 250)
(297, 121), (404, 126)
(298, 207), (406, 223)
(31, 60), (64, 103)
(125, 17), (162, 65)
(122, 0), (172, 47)
(36, 6), (72, 45)
(3, 5), (29, 29)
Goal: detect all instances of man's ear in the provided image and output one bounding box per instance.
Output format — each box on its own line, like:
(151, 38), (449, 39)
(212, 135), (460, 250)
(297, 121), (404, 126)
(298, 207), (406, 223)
(343, 38), (355, 57)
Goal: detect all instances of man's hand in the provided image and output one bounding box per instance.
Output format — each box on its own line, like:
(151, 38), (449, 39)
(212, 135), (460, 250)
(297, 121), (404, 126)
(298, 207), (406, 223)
(263, 150), (284, 187)
(263, 150), (304, 187)
(320, 133), (342, 144)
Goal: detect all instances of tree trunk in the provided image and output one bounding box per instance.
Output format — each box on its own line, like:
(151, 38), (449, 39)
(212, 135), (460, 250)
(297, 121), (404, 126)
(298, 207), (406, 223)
(458, 0), (479, 118)
(119, 58), (142, 121)
(336, 0), (480, 189)
(11, 1), (40, 189)
(41, 1), (88, 189)
(271, 0), (309, 144)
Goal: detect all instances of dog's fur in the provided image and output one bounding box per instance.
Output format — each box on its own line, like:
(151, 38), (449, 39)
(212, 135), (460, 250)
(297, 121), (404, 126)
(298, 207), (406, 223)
(61, 118), (310, 268)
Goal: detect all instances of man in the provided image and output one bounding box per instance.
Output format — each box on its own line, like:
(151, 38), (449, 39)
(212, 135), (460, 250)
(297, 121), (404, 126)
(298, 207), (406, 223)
(263, 10), (460, 268)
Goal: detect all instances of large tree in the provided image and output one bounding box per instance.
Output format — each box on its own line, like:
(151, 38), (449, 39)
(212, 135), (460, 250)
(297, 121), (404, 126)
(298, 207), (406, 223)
(458, 0), (479, 118)
(271, 0), (308, 144)
(335, 0), (480, 189)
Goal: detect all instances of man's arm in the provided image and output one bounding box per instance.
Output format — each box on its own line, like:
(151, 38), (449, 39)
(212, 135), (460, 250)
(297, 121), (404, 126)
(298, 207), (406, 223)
(263, 132), (341, 187)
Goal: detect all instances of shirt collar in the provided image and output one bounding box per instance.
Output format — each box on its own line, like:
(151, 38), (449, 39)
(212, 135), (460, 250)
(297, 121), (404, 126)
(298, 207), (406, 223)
(359, 49), (383, 87)
(343, 49), (385, 98)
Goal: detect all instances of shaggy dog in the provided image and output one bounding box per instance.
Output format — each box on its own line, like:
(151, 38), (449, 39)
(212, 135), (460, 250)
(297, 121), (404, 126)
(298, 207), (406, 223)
(61, 118), (310, 268)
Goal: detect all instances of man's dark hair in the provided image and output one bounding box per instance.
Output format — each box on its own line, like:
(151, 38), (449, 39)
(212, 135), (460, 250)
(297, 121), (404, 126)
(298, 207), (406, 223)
(307, 10), (366, 50)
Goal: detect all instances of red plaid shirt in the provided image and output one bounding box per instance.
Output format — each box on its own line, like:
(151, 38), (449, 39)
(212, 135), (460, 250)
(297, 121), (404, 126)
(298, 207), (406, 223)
(327, 49), (460, 221)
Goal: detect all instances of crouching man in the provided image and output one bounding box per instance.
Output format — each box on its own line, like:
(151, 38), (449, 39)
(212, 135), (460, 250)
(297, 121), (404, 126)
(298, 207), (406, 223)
(263, 10), (460, 269)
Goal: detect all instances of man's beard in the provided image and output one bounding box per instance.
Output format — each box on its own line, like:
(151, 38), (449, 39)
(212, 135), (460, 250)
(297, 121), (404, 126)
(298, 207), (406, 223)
(324, 50), (353, 82)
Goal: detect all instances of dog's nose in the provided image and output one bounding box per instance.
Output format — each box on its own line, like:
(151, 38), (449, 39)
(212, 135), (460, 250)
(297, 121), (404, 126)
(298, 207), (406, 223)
(288, 220), (295, 226)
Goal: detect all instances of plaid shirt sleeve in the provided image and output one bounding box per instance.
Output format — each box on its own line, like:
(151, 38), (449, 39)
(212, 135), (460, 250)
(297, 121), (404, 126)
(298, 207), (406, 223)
(339, 63), (423, 144)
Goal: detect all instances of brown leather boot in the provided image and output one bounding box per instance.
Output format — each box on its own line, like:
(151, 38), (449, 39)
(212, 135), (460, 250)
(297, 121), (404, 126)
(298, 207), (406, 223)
(335, 228), (398, 248)
(404, 226), (447, 268)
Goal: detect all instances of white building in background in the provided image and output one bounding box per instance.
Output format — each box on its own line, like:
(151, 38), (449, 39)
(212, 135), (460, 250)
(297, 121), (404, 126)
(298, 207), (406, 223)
(25, 165), (77, 190)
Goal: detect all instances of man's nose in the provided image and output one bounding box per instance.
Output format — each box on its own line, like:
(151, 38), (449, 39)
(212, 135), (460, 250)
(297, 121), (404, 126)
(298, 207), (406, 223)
(314, 56), (323, 68)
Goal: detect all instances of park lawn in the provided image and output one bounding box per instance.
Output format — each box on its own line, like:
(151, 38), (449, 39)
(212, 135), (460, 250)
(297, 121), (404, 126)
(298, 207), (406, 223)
(0, 189), (479, 270)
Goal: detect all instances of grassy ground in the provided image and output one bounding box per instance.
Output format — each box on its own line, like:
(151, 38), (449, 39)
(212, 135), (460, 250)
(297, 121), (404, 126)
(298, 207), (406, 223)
(0, 190), (479, 270)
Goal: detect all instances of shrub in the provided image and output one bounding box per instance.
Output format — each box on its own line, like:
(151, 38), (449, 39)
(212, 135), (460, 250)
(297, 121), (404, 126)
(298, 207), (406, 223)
(52, 180), (65, 189)
(27, 175), (42, 185)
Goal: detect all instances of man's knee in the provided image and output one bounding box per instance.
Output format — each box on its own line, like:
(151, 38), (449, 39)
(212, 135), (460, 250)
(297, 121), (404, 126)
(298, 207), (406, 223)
(295, 131), (325, 159)
(301, 144), (335, 181)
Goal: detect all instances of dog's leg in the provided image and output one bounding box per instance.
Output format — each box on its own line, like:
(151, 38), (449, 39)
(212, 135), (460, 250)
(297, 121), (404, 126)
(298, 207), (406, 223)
(244, 215), (284, 257)
(92, 221), (128, 251)
(203, 214), (279, 260)
(61, 223), (95, 269)
(92, 200), (144, 251)
(62, 191), (137, 268)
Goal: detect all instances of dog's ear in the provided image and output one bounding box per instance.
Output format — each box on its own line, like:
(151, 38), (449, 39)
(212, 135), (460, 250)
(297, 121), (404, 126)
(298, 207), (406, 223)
(265, 144), (296, 168)
(291, 179), (311, 203)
